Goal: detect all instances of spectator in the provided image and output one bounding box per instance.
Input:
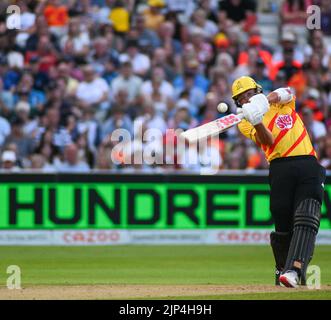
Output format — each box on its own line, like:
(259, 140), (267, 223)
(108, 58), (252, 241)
(25, 15), (60, 52)
(157, 21), (182, 59)
(211, 52), (234, 79)
(34, 130), (61, 169)
(173, 60), (210, 99)
(29, 153), (56, 172)
(109, 0), (130, 35)
(111, 61), (142, 104)
(15, 0), (37, 49)
(0, 64), (16, 111)
(320, 0), (331, 38)
(213, 32), (230, 55)
(247, 26), (274, 54)
(225, 141), (248, 169)
(141, 66), (175, 102)
(55, 60), (79, 98)
(0, 113), (11, 147)
(281, 0), (312, 42)
(0, 150), (20, 171)
(167, 104), (198, 131)
(251, 58), (273, 95)
(88, 37), (119, 75)
(174, 72), (205, 116)
(60, 17), (90, 59)
(272, 31), (305, 65)
(281, 0), (312, 25)
(132, 14), (161, 54)
(209, 73), (234, 111)
(76, 132), (95, 168)
(25, 35), (59, 73)
(134, 99), (168, 137)
(237, 31), (273, 76)
(187, 27), (213, 72)
(77, 107), (101, 153)
(119, 39), (151, 77)
(301, 88), (325, 118)
(164, 10), (189, 43)
(219, 0), (257, 33)
(165, 0), (196, 20)
(4, 118), (35, 160)
(15, 100), (38, 136)
(320, 135), (331, 169)
(14, 72), (46, 111)
(142, 0), (166, 31)
(75, 64), (110, 119)
(271, 47), (302, 82)
(301, 107), (327, 143)
(246, 146), (269, 170)
(28, 56), (50, 92)
(39, 107), (73, 149)
(112, 88), (137, 119)
(304, 30), (331, 68)
(198, 0), (219, 24)
(43, 0), (69, 37)
(101, 106), (133, 142)
(179, 136), (222, 174)
(189, 8), (218, 40)
(150, 48), (176, 82)
(56, 143), (90, 172)
(95, 145), (112, 170)
(232, 47), (260, 79)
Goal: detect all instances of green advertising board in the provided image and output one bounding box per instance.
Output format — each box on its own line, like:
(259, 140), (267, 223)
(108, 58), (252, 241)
(0, 174), (330, 230)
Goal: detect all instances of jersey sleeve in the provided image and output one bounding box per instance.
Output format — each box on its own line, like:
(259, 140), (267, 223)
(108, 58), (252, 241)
(238, 119), (257, 144)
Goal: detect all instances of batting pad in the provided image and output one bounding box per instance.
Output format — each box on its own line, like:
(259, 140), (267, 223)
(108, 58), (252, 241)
(283, 199), (321, 285)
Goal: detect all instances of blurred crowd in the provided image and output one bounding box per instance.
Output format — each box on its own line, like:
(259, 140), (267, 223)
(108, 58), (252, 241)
(0, 0), (331, 172)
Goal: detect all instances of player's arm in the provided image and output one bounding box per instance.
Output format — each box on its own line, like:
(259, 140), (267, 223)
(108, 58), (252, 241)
(267, 87), (294, 104)
(254, 123), (274, 146)
(238, 120), (274, 147)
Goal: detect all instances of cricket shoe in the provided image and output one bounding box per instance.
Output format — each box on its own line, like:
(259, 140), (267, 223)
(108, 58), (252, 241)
(279, 270), (299, 288)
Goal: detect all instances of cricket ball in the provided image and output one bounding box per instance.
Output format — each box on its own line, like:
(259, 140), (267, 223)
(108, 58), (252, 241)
(217, 102), (228, 113)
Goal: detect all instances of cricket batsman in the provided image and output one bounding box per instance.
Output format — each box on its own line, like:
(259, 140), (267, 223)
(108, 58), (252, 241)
(231, 76), (326, 288)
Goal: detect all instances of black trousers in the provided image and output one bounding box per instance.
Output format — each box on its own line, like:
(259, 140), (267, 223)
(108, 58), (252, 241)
(269, 155), (326, 232)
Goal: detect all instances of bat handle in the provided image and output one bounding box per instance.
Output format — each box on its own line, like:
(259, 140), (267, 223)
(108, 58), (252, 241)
(237, 113), (245, 120)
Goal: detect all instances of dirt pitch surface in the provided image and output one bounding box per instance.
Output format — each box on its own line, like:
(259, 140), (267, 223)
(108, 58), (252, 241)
(1, 284), (331, 300)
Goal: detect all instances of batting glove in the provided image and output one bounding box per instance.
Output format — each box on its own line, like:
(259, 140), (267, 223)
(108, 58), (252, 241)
(242, 103), (264, 126)
(248, 93), (270, 114)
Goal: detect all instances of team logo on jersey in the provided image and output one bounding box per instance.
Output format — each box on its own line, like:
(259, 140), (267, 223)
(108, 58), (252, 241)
(276, 114), (293, 130)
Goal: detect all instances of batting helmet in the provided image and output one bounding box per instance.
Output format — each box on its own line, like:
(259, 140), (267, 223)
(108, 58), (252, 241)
(231, 76), (262, 100)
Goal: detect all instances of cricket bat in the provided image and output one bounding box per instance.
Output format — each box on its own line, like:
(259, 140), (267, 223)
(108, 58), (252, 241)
(180, 113), (244, 143)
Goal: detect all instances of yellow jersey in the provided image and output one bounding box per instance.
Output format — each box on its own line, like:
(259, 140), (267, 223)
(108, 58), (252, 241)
(238, 96), (316, 162)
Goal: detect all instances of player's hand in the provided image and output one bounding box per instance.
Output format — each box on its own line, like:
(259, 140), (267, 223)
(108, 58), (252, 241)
(267, 92), (280, 104)
(236, 107), (243, 116)
(248, 93), (270, 114)
(242, 103), (264, 126)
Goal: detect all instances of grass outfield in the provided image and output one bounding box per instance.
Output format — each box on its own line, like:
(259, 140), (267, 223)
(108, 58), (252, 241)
(0, 245), (330, 299)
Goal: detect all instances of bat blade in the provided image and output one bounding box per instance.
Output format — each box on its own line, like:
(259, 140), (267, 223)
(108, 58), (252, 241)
(180, 113), (243, 143)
